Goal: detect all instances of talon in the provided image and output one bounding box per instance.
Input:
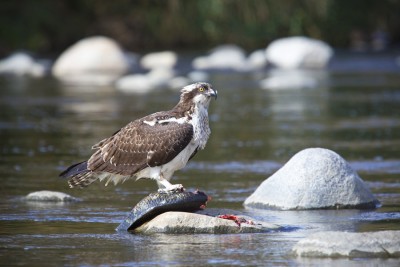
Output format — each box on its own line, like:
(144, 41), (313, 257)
(158, 184), (185, 194)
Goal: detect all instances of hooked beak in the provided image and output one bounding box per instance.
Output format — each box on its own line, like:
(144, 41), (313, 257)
(208, 88), (218, 100)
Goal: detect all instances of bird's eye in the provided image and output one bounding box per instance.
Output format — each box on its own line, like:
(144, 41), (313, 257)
(199, 87), (205, 92)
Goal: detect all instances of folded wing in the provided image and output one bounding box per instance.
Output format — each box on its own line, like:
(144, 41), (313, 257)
(87, 117), (194, 176)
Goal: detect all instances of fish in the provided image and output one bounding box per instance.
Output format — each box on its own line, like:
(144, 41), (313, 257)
(116, 190), (209, 232)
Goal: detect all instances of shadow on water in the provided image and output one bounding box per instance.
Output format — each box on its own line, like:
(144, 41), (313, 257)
(1, 52), (400, 265)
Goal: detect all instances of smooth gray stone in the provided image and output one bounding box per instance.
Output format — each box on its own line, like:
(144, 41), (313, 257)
(244, 148), (379, 210)
(293, 231), (400, 257)
(25, 190), (80, 202)
(133, 211), (281, 234)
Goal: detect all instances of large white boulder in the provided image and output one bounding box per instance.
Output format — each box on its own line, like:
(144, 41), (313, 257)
(0, 52), (47, 77)
(52, 36), (130, 84)
(244, 148), (379, 210)
(266, 37), (333, 69)
(293, 231), (400, 257)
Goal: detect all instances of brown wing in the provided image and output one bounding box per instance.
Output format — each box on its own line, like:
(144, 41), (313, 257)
(87, 117), (193, 176)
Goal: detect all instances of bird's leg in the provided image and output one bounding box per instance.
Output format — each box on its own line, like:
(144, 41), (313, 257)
(157, 177), (184, 194)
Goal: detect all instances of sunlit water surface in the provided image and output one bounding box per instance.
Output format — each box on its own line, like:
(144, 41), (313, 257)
(1, 52), (400, 266)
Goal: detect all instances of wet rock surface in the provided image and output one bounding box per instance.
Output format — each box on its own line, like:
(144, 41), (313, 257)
(293, 231), (400, 258)
(25, 190), (80, 202)
(133, 209), (280, 234)
(244, 148), (380, 210)
(117, 191), (281, 234)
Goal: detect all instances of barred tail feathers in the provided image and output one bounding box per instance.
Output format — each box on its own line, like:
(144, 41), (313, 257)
(59, 161), (97, 188)
(67, 171), (99, 188)
(59, 160), (132, 188)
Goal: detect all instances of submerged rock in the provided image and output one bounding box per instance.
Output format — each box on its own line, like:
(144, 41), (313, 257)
(134, 210), (280, 234)
(244, 148), (380, 210)
(52, 36), (130, 85)
(25, 190), (79, 202)
(293, 231), (400, 257)
(266, 36), (333, 69)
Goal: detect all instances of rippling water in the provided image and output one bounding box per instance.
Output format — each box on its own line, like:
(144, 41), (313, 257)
(1, 52), (400, 266)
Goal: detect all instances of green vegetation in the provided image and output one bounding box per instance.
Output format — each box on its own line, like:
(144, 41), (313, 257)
(0, 0), (399, 55)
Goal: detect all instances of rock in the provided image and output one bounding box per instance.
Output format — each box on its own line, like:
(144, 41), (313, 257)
(192, 44), (247, 71)
(52, 36), (130, 84)
(244, 148), (380, 210)
(117, 191), (209, 232)
(293, 231), (400, 257)
(246, 49), (268, 69)
(146, 68), (175, 86)
(0, 52), (47, 77)
(133, 210), (280, 234)
(25, 190), (80, 202)
(115, 68), (175, 94)
(266, 37), (333, 69)
(140, 51), (177, 70)
(115, 74), (155, 93)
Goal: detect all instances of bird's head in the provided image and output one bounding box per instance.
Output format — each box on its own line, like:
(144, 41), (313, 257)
(179, 82), (217, 109)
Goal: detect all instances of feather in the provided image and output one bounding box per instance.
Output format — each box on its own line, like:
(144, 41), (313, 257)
(59, 82), (216, 189)
(59, 161), (88, 178)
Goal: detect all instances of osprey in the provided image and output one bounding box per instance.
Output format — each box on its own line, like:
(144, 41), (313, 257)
(60, 82), (217, 193)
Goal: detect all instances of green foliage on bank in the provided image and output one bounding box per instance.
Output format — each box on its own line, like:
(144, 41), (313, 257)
(0, 0), (399, 54)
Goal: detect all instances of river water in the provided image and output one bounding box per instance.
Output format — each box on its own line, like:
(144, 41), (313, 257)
(1, 52), (400, 266)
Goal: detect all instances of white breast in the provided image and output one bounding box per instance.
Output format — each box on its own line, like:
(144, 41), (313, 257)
(191, 104), (211, 149)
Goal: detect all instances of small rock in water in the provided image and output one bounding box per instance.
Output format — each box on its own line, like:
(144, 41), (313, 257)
(25, 190), (80, 202)
(293, 231), (400, 257)
(0, 52), (47, 77)
(246, 49), (268, 69)
(140, 51), (177, 70)
(115, 74), (156, 94)
(192, 44), (247, 71)
(244, 148), (380, 210)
